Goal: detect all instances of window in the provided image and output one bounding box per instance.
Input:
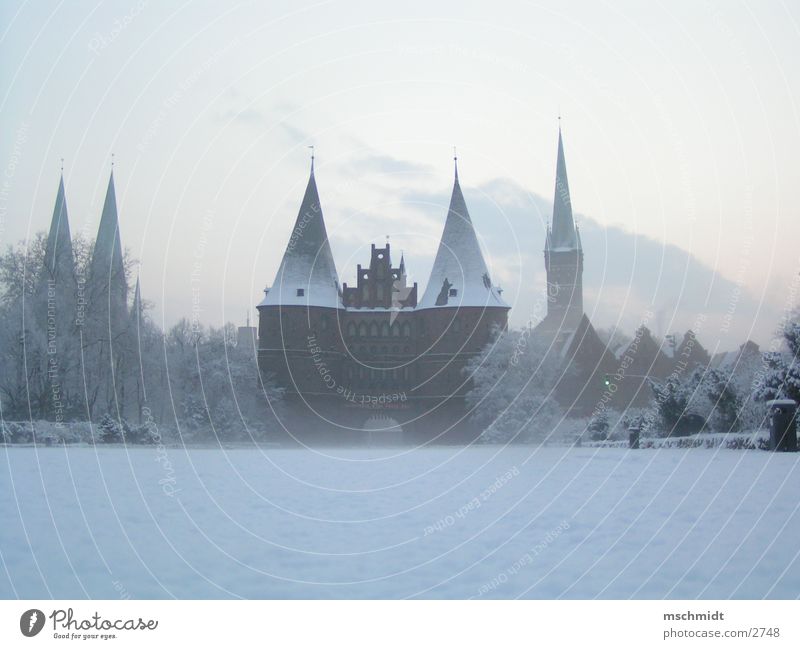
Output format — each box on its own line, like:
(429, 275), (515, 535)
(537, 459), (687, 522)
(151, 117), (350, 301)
(391, 322), (400, 337)
(347, 322), (357, 337)
(370, 322), (379, 337)
(449, 288), (458, 297)
(359, 322), (368, 337)
(452, 317), (462, 333)
(376, 284), (384, 299)
(296, 288), (305, 297)
(401, 323), (411, 338)
(381, 322), (390, 337)
(320, 315), (329, 330)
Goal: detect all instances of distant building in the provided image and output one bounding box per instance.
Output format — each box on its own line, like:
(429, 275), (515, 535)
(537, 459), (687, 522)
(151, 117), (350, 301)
(257, 156), (509, 442)
(257, 130), (764, 435)
(532, 128), (619, 415)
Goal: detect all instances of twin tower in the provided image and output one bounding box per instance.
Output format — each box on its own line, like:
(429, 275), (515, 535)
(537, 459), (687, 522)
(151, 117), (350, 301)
(256, 129), (585, 442)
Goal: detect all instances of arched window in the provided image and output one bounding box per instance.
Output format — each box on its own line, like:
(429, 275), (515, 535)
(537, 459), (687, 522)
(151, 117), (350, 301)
(401, 322), (411, 338)
(370, 322), (379, 337)
(320, 315), (329, 330)
(391, 322), (401, 337)
(347, 322), (357, 337)
(376, 284), (384, 300)
(452, 317), (462, 333)
(358, 322), (368, 337)
(380, 322), (390, 337)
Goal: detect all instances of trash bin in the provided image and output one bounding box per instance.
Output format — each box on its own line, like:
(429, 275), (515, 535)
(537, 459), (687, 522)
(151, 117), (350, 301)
(628, 425), (640, 450)
(766, 399), (798, 452)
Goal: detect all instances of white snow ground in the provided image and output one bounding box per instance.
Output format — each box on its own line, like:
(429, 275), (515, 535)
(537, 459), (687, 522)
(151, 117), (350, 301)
(1, 445), (799, 599)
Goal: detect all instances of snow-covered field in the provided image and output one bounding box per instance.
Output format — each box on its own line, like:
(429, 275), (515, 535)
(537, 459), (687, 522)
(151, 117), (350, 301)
(1, 444), (799, 599)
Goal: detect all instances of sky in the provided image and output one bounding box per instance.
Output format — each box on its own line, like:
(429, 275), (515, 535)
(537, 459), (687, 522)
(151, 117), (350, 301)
(1, 0), (799, 353)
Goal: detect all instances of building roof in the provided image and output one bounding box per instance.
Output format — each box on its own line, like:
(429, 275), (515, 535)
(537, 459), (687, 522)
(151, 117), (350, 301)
(89, 170), (128, 312)
(41, 173), (74, 285)
(262, 161), (343, 309)
(417, 161), (509, 310)
(547, 127), (580, 251)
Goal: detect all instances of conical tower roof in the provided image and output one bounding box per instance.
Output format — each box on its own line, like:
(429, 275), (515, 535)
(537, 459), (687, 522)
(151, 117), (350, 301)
(89, 171), (126, 289)
(548, 128), (579, 250)
(41, 173), (75, 284)
(89, 170), (128, 324)
(261, 160), (342, 309)
(418, 160), (508, 310)
(130, 274), (142, 320)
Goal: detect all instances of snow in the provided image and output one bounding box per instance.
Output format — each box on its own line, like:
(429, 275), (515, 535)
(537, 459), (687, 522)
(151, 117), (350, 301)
(261, 171), (344, 310)
(417, 175), (508, 310)
(2, 445), (799, 599)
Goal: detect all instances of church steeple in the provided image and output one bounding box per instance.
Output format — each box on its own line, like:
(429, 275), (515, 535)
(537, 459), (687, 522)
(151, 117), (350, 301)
(41, 171), (75, 285)
(548, 126), (580, 251)
(130, 274), (143, 322)
(262, 157), (342, 309)
(89, 169), (128, 326)
(544, 126), (584, 324)
(418, 158), (508, 310)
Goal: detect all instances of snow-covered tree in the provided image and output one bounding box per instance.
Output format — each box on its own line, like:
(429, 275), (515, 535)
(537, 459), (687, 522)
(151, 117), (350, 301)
(754, 319), (800, 405)
(465, 328), (563, 443)
(588, 410), (610, 441)
(702, 368), (741, 432)
(649, 369), (707, 435)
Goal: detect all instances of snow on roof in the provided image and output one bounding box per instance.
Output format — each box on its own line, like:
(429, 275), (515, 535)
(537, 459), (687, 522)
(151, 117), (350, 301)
(417, 164), (509, 311)
(261, 165), (343, 309)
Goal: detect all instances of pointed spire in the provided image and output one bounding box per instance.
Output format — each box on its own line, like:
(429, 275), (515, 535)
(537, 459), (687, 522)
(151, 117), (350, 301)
(453, 146), (459, 183)
(399, 252), (406, 276)
(41, 172), (75, 283)
(549, 126), (579, 250)
(418, 160), (508, 310)
(130, 274), (142, 321)
(308, 145), (315, 176)
(89, 169), (128, 324)
(262, 159), (342, 308)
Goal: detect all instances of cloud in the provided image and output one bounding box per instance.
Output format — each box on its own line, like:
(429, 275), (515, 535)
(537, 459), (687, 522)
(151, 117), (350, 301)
(391, 176), (778, 349)
(346, 154), (433, 177)
(216, 107), (267, 125)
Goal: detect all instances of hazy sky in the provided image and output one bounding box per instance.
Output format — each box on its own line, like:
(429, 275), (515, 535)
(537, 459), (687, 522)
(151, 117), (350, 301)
(1, 0), (799, 352)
